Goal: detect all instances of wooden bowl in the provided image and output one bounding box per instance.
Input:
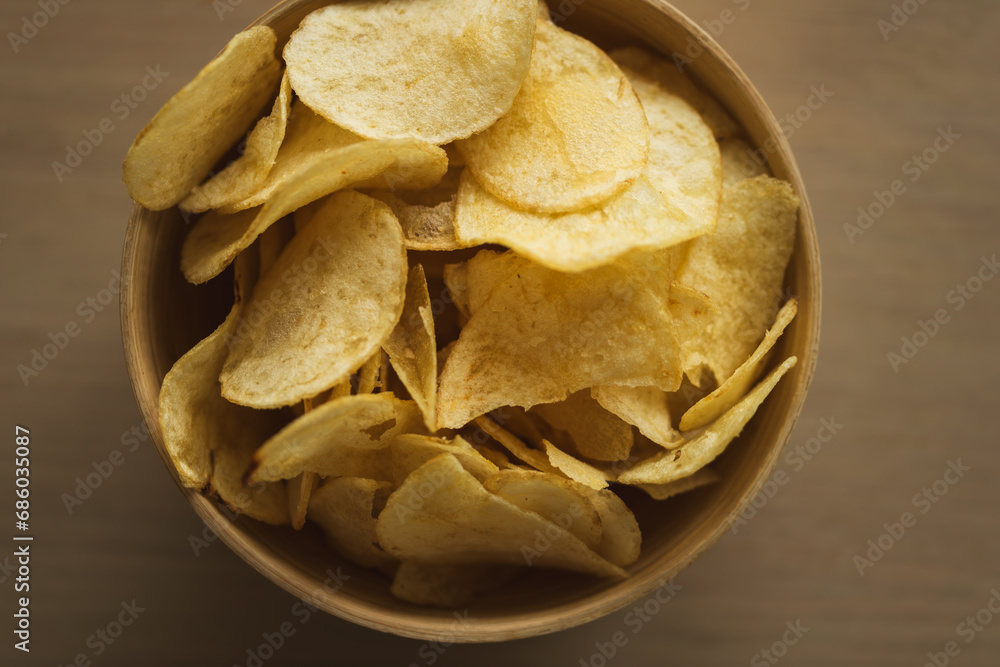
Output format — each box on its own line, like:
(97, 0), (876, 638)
(121, 0), (821, 642)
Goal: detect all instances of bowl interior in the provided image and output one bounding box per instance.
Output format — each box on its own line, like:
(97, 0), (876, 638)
(121, 0), (820, 642)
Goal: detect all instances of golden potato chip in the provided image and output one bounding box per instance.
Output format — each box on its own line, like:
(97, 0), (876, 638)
(680, 299), (797, 431)
(376, 454), (626, 577)
(720, 137), (769, 186)
(614, 55), (723, 237)
(543, 440), (611, 490)
(483, 470), (603, 549)
(453, 173), (709, 272)
(456, 19), (648, 213)
(391, 562), (521, 607)
(437, 250), (680, 428)
(284, 0), (537, 144)
(473, 416), (560, 475)
(383, 265), (438, 429)
(287, 472), (318, 530)
(307, 476), (397, 572)
(250, 393), (424, 483)
(532, 391), (633, 461)
(442, 262), (470, 321)
(384, 434), (499, 485)
(180, 72), (293, 213)
(635, 467), (720, 501)
(675, 175), (799, 386)
(610, 46), (740, 141)
(368, 190), (461, 251)
(123, 26), (281, 210)
(210, 421), (288, 525)
(581, 487), (641, 567)
(356, 351), (382, 396)
(618, 356), (797, 485)
(220, 191), (407, 408)
(590, 385), (681, 449)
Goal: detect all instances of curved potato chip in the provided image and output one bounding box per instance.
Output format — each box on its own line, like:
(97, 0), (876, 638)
(376, 454), (626, 577)
(456, 19), (648, 213)
(356, 351), (383, 396)
(220, 191), (407, 408)
(720, 137), (770, 186)
(615, 56), (723, 236)
(284, 0), (536, 144)
(618, 356), (797, 485)
(180, 72), (293, 213)
(250, 393), (424, 482)
(590, 385), (681, 449)
(287, 471), (318, 530)
(181, 138), (446, 284)
(474, 416), (560, 475)
(368, 191), (460, 251)
(383, 265), (438, 430)
(675, 175), (799, 385)
(532, 391), (633, 461)
(437, 250), (680, 428)
(680, 299), (797, 431)
(483, 470), (603, 549)
(579, 487), (641, 567)
(610, 46), (740, 141)
(635, 467), (720, 501)
(453, 173), (707, 272)
(543, 440), (610, 490)
(391, 562), (521, 607)
(123, 26), (281, 210)
(308, 476), (397, 572)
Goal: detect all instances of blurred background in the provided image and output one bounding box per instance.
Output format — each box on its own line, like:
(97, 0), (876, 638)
(1, 0), (998, 664)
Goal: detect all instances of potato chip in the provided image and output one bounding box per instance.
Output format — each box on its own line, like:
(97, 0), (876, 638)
(473, 416), (559, 475)
(284, 0), (537, 144)
(590, 385), (681, 449)
(635, 467), (720, 501)
(618, 356), (797, 485)
(720, 137), (769, 186)
(543, 440), (611, 490)
(123, 26), (281, 210)
(376, 454), (626, 577)
(256, 217), (293, 277)
(532, 391), (633, 461)
(287, 472), (318, 530)
(456, 19), (648, 213)
(250, 393), (424, 483)
(368, 190), (461, 251)
(442, 262), (470, 321)
(437, 250), (680, 429)
(391, 562), (521, 607)
(180, 72), (293, 213)
(219, 191), (407, 408)
(675, 175), (799, 386)
(356, 351), (382, 396)
(453, 172), (708, 272)
(383, 265), (438, 429)
(483, 470), (603, 549)
(680, 299), (797, 431)
(614, 56), (723, 237)
(579, 487), (641, 567)
(181, 139), (446, 284)
(610, 46), (740, 141)
(308, 476), (397, 572)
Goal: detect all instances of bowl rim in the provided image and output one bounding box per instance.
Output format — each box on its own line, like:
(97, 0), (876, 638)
(120, 0), (821, 642)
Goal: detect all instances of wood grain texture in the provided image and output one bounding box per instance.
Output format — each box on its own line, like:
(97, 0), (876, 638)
(1, 0), (997, 663)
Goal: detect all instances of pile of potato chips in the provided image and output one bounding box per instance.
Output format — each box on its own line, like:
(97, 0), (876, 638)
(127, 0), (801, 606)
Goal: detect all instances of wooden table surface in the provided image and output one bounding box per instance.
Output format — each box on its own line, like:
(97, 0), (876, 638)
(2, 0), (998, 664)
